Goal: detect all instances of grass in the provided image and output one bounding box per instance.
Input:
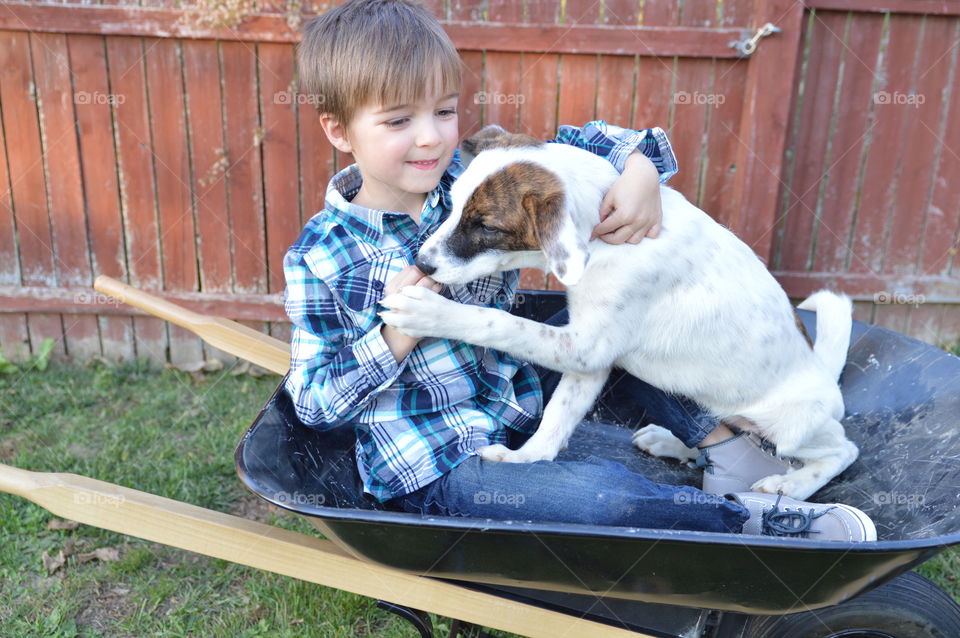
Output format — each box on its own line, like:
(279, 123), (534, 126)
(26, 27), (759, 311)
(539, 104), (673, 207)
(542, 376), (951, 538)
(0, 361), (521, 638)
(0, 360), (957, 637)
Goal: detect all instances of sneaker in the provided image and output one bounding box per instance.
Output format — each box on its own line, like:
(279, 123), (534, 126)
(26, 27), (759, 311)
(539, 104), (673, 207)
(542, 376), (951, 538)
(697, 433), (798, 495)
(730, 492), (877, 542)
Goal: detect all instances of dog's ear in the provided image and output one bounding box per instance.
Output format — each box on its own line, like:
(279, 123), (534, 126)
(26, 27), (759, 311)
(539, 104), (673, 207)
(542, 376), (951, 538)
(523, 192), (589, 286)
(461, 125), (509, 166)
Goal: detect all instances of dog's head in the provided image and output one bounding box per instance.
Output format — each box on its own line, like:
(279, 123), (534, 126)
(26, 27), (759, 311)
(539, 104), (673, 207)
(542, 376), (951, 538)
(417, 125), (589, 286)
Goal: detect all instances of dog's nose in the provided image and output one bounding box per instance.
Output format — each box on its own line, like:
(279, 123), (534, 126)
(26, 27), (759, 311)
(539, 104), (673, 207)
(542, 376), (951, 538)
(415, 256), (437, 276)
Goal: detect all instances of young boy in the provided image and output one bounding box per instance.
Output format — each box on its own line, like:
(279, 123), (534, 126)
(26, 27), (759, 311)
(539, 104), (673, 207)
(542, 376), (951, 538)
(285, 0), (876, 540)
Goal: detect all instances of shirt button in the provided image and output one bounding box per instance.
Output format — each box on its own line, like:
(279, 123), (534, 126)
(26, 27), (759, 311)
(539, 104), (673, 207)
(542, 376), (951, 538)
(372, 280), (384, 291)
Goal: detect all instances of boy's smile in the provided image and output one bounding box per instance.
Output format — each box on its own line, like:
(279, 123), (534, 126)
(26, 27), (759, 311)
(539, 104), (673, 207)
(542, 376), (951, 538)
(325, 92), (460, 220)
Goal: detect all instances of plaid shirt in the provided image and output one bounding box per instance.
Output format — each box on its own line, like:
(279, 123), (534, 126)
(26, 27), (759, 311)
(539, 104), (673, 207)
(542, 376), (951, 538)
(283, 121), (678, 502)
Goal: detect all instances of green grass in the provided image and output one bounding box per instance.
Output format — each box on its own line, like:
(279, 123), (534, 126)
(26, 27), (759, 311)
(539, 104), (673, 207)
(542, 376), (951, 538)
(0, 361), (520, 637)
(1, 360), (957, 637)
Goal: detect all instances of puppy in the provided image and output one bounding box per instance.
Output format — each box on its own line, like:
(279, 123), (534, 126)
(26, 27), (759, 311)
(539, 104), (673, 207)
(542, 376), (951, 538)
(380, 125), (857, 500)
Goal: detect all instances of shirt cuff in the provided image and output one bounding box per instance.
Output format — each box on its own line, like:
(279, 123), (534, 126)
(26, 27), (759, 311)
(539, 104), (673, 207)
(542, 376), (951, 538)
(352, 324), (406, 393)
(649, 126), (679, 183)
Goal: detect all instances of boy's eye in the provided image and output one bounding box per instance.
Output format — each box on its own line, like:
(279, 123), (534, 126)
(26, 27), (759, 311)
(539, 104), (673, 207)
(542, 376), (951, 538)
(385, 117), (409, 128)
(437, 108), (457, 117)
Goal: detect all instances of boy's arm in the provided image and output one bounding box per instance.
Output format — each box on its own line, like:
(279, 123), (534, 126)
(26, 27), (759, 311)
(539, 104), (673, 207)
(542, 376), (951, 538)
(552, 120), (677, 243)
(551, 120), (678, 181)
(284, 260), (406, 430)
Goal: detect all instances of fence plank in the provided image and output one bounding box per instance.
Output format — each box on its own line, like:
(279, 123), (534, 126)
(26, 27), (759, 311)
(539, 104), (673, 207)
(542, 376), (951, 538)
(0, 31), (66, 359)
(71, 33), (135, 361)
(778, 10), (846, 272)
(483, 52), (524, 131)
(297, 95), (334, 230)
(0, 49), (30, 361)
(183, 40), (232, 294)
(603, 0), (642, 26)
(883, 17), (956, 275)
(260, 43), (302, 295)
(106, 35), (169, 364)
(33, 32), (102, 360)
(921, 21), (960, 277)
(848, 14), (924, 276)
(811, 12), (884, 274)
(145, 38), (203, 365)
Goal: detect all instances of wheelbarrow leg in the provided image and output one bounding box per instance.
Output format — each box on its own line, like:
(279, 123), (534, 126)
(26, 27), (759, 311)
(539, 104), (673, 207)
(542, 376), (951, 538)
(376, 600), (434, 637)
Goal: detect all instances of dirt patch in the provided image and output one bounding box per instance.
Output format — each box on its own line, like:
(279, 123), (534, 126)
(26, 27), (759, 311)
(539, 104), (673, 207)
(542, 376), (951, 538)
(230, 492), (282, 524)
(0, 436), (22, 461)
(76, 583), (136, 637)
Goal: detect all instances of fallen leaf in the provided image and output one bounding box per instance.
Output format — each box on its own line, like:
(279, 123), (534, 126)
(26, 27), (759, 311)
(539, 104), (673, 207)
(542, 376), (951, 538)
(42, 550), (66, 574)
(289, 618), (304, 626)
(76, 547), (121, 564)
(166, 358), (223, 373)
(46, 518), (80, 531)
(63, 538), (76, 558)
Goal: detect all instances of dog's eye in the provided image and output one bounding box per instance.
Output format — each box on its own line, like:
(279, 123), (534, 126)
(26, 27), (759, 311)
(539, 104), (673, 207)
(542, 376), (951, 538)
(480, 223), (502, 234)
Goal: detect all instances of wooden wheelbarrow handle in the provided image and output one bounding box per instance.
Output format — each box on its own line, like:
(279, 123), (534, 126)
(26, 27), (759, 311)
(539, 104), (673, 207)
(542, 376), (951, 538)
(93, 276), (290, 375)
(0, 463), (640, 638)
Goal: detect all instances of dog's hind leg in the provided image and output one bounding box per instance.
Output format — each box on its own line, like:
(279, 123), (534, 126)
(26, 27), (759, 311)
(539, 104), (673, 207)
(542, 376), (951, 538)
(632, 424), (699, 462)
(479, 368), (610, 463)
(750, 416), (859, 500)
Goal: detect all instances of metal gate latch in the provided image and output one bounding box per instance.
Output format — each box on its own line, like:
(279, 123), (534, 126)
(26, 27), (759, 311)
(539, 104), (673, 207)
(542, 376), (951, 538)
(731, 22), (781, 57)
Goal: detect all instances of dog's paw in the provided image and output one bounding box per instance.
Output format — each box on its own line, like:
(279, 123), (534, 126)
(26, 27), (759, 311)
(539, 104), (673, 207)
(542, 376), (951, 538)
(477, 443), (554, 463)
(380, 286), (463, 339)
(750, 474), (816, 500)
(632, 424), (698, 462)
(477, 444), (514, 462)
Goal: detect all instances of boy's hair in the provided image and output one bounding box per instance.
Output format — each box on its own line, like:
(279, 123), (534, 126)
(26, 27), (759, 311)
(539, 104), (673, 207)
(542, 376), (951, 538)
(297, 0), (462, 126)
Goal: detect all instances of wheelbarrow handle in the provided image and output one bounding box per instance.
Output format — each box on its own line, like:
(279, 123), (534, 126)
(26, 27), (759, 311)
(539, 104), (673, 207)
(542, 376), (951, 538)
(0, 463), (640, 638)
(93, 276), (290, 375)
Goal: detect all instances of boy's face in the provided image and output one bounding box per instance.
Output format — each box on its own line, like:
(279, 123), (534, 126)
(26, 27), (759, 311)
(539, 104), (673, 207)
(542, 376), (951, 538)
(339, 92), (460, 213)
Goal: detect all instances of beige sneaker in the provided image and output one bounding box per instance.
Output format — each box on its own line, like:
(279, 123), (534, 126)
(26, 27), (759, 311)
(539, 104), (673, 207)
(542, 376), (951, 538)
(730, 492), (877, 542)
(698, 433), (798, 495)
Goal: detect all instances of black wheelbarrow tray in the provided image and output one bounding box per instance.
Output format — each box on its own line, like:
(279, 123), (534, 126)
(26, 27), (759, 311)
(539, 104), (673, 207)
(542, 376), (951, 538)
(236, 290), (960, 637)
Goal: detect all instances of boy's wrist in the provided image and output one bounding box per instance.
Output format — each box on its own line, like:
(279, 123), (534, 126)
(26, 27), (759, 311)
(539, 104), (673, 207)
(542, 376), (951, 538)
(622, 150), (657, 176)
(381, 324), (420, 362)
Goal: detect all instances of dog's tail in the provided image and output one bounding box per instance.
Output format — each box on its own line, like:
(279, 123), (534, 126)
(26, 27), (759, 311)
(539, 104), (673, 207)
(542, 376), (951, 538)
(797, 290), (853, 380)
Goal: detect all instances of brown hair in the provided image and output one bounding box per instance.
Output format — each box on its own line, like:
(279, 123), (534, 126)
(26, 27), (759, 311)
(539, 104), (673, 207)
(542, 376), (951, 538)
(297, 0), (462, 126)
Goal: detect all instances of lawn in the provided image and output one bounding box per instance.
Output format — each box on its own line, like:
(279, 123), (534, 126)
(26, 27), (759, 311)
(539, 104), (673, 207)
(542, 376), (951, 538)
(0, 359), (956, 637)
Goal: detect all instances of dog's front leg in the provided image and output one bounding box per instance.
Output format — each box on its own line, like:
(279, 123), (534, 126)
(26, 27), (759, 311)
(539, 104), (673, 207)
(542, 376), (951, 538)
(380, 287), (612, 374)
(479, 369), (610, 463)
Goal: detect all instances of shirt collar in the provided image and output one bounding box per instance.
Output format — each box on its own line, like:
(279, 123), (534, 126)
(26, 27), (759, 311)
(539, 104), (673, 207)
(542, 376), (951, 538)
(325, 165), (442, 244)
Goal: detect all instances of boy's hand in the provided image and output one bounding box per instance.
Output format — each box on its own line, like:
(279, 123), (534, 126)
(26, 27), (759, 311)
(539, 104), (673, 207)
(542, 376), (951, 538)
(381, 266), (442, 361)
(592, 152), (663, 245)
(384, 265), (442, 297)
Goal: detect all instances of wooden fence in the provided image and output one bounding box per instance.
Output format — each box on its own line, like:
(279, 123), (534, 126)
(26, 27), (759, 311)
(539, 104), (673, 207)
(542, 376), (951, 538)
(0, 0), (958, 365)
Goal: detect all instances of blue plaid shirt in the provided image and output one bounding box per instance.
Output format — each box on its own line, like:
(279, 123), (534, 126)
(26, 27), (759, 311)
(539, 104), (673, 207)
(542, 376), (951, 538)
(283, 121), (677, 502)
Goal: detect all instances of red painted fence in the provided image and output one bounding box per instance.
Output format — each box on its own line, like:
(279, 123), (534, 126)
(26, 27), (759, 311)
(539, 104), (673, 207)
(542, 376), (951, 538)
(0, 0), (958, 364)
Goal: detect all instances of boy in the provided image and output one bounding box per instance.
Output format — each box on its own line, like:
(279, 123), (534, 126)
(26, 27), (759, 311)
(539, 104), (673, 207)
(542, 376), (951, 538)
(285, 0), (875, 540)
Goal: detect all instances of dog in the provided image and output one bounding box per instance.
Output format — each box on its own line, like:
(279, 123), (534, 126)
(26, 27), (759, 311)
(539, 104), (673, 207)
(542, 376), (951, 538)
(380, 125), (858, 500)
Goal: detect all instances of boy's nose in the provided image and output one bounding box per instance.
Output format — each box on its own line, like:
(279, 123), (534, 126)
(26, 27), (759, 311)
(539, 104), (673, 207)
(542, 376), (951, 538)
(416, 122), (442, 147)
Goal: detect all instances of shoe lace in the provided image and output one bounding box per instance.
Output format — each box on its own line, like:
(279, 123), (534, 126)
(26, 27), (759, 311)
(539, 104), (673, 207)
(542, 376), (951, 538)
(760, 493), (834, 538)
(695, 449), (714, 474)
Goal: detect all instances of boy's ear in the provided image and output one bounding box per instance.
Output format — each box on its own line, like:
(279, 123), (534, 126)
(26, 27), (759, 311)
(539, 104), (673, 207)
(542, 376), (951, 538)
(318, 114), (353, 154)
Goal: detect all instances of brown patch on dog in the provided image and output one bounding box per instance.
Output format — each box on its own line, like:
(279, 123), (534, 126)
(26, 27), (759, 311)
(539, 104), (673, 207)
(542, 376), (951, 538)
(448, 161), (565, 260)
(461, 125), (543, 157)
(794, 309), (814, 348)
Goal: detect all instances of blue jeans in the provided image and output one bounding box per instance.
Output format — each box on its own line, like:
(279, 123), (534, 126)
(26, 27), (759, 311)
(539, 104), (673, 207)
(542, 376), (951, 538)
(390, 310), (750, 534)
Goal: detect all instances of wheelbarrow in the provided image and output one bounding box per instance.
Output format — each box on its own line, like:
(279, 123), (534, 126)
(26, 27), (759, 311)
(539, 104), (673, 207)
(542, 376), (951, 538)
(2, 276), (959, 638)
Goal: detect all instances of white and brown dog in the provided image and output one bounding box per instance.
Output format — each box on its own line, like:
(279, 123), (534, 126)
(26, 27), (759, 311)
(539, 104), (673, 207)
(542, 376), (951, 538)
(380, 125), (857, 500)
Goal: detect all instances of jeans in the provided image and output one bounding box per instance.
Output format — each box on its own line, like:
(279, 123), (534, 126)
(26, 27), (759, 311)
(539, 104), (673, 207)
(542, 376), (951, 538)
(390, 310), (751, 534)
